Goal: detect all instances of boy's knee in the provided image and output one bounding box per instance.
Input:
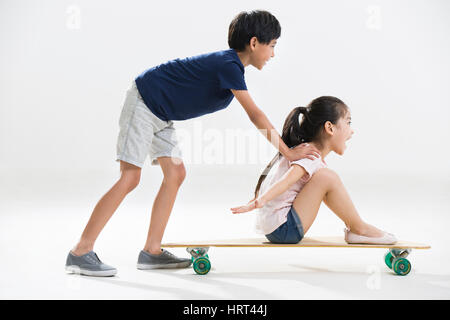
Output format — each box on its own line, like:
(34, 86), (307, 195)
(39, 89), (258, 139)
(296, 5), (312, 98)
(164, 165), (186, 186)
(119, 160), (142, 191)
(120, 171), (141, 192)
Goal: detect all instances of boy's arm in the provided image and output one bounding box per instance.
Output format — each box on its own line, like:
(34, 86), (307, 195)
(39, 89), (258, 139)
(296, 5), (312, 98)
(231, 89), (320, 161)
(230, 164), (306, 214)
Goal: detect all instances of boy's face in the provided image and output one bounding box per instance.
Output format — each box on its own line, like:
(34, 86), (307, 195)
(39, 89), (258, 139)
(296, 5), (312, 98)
(249, 38), (277, 70)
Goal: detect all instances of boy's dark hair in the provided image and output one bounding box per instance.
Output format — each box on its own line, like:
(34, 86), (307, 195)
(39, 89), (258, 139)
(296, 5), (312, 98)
(254, 96), (348, 198)
(228, 10), (281, 51)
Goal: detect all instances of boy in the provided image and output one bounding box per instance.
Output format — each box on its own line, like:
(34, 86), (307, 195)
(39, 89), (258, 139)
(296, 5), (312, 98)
(65, 10), (320, 276)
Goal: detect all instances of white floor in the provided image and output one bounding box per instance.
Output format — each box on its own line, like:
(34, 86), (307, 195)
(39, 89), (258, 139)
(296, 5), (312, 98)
(1, 166), (449, 299)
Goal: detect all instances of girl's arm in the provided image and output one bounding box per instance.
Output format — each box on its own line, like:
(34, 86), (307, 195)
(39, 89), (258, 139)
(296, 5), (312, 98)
(231, 164), (306, 214)
(231, 89), (320, 161)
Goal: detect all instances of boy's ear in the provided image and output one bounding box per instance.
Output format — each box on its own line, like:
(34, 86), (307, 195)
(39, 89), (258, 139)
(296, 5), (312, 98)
(249, 36), (258, 50)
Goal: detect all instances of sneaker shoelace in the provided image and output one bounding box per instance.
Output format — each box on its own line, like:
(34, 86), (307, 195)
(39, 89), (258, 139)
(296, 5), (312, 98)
(85, 252), (102, 265)
(163, 250), (177, 259)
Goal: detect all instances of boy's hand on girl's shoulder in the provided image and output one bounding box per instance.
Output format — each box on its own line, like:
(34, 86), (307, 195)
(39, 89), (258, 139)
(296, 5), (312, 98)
(287, 143), (321, 162)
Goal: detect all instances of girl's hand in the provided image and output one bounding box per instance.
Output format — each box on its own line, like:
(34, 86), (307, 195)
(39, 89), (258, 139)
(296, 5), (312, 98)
(287, 143), (321, 162)
(231, 198), (265, 214)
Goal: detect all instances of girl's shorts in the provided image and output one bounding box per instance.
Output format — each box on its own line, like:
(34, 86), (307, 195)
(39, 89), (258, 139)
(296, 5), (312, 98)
(116, 81), (183, 168)
(265, 206), (305, 244)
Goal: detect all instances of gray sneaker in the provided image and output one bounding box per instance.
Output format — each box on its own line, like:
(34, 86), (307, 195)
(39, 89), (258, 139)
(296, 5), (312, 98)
(137, 249), (192, 270)
(65, 251), (117, 277)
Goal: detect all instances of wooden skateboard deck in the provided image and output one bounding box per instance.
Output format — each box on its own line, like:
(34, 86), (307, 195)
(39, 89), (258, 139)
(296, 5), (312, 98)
(162, 236), (430, 249)
(161, 237), (430, 276)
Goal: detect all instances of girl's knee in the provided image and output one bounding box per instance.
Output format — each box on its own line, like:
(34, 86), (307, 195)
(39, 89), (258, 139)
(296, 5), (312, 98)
(312, 168), (340, 185)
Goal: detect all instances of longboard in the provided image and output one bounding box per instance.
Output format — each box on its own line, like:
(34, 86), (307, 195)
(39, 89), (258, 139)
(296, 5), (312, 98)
(161, 237), (431, 276)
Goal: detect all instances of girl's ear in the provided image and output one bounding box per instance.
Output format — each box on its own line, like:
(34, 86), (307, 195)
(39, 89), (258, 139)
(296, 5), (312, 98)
(324, 121), (334, 136)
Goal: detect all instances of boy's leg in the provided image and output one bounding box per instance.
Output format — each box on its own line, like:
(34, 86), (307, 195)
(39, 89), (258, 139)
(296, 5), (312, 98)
(143, 156), (186, 255)
(71, 161), (141, 256)
(292, 168), (383, 237)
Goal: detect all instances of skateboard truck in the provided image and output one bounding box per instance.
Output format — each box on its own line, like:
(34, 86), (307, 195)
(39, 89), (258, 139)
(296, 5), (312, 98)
(384, 248), (412, 275)
(186, 247), (211, 275)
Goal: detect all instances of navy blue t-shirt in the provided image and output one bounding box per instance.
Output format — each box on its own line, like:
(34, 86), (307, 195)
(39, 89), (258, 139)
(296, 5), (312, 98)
(135, 49), (247, 121)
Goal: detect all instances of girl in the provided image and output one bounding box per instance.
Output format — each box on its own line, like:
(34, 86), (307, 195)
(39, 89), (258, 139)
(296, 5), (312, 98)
(230, 96), (397, 244)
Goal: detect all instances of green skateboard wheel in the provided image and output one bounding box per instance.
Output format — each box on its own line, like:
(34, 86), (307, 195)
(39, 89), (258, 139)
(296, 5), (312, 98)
(392, 257), (411, 276)
(191, 253), (208, 263)
(384, 252), (394, 269)
(193, 257), (211, 275)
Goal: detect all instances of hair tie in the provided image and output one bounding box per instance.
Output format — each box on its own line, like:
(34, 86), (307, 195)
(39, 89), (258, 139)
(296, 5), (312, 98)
(298, 106), (307, 114)
(298, 106), (309, 123)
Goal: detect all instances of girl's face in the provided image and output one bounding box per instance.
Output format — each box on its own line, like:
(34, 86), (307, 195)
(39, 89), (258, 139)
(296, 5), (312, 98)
(328, 110), (354, 155)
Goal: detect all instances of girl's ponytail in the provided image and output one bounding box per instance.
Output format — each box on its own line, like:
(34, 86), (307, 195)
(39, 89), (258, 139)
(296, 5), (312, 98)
(254, 106), (304, 198)
(254, 152), (281, 199)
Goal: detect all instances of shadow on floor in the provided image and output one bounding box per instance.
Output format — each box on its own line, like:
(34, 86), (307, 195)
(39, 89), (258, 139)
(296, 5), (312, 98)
(70, 264), (450, 299)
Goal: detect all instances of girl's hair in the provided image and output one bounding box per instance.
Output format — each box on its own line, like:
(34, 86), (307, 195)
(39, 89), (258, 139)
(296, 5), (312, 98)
(254, 96), (348, 198)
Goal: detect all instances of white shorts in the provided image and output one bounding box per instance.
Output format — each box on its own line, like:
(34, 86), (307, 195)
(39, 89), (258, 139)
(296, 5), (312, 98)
(116, 81), (183, 167)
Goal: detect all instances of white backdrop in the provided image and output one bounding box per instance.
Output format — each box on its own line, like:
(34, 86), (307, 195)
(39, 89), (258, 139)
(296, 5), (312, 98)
(1, 0), (449, 176)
